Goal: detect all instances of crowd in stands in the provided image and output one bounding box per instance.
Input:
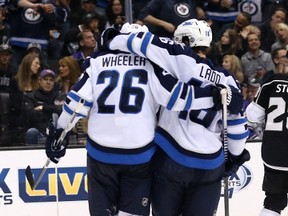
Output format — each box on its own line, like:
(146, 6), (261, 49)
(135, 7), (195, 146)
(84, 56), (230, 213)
(0, 0), (288, 146)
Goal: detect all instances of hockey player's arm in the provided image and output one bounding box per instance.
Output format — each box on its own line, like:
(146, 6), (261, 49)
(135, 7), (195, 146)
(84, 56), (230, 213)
(223, 114), (250, 177)
(46, 72), (93, 163)
(57, 72), (93, 130)
(109, 31), (198, 78)
(151, 66), (240, 111)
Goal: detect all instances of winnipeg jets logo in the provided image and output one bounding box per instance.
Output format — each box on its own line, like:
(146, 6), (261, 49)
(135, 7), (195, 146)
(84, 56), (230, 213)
(174, 3), (190, 17)
(162, 70), (170, 76)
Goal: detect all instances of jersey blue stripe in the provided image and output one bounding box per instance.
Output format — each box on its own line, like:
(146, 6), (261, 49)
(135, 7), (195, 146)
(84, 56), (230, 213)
(63, 104), (86, 118)
(167, 82), (182, 110)
(140, 32), (152, 56)
(184, 87), (193, 110)
(86, 141), (157, 165)
(127, 33), (137, 55)
(68, 91), (93, 107)
(154, 133), (224, 169)
(228, 130), (249, 140)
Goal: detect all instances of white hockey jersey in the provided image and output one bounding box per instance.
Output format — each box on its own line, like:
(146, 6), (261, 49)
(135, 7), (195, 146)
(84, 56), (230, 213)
(110, 32), (249, 169)
(57, 50), (218, 165)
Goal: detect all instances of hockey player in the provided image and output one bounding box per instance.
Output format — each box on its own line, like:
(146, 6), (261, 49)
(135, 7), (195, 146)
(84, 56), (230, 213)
(44, 24), (243, 216)
(246, 54), (288, 216)
(108, 20), (250, 216)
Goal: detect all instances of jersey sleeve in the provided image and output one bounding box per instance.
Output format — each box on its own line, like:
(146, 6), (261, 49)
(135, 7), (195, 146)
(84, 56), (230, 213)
(149, 64), (216, 110)
(226, 114), (249, 156)
(109, 32), (240, 89)
(109, 31), (198, 79)
(57, 72), (94, 130)
(245, 84), (267, 124)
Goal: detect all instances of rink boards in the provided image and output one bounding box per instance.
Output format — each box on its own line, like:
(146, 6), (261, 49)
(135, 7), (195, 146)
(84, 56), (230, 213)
(0, 142), (287, 216)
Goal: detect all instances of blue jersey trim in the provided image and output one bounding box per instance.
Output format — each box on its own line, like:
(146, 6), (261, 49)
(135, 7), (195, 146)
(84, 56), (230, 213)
(127, 33), (137, 55)
(184, 88), (193, 110)
(154, 133), (224, 169)
(86, 141), (157, 165)
(63, 104), (86, 118)
(228, 130), (249, 140)
(140, 32), (152, 56)
(167, 82), (182, 110)
(68, 91), (93, 107)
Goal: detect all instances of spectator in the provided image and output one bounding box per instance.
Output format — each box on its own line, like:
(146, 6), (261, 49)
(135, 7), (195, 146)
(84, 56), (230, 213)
(56, 56), (81, 94)
(222, 54), (245, 83)
(70, 0), (99, 27)
(0, 44), (16, 78)
(204, 0), (239, 42)
(105, 0), (125, 30)
(23, 69), (63, 145)
(8, 53), (41, 144)
(15, 53), (41, 93)
(208, 28), (243, 66)
(0, 44), (16, 146)
(244, 78), (264, 140)
(257, 6), (287, 52)
(7, 0), (69, 68)
(72, 29), (97, 69)
(243, 77), (261, 112)
(241, 32), (275, 83)
(261, 0), (288, 22)
(61, 11), (103, 57)
(217, 11), (251, 42)
(47, 0), (72, 62)
(0, 7), (10, 45)
(26, 42), (51, 69)
(271, 22), (288, 52)
(262, 47), (288, 83)
(137, 0), (198, 38)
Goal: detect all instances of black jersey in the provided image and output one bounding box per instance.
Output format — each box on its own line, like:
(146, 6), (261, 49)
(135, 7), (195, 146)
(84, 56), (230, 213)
(247, 73), (288, 170)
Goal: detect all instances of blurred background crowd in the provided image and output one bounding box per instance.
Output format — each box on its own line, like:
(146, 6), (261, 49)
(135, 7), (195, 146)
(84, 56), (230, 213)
(1, 0), (288, 147)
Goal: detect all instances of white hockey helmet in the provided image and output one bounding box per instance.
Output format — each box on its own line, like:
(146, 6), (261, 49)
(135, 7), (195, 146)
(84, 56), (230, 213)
(173, 19), (212, 47)
(120, 22), (149, 34)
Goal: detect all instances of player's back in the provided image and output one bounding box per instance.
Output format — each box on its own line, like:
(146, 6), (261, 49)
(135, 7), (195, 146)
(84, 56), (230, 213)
(86, 51), (160, 150)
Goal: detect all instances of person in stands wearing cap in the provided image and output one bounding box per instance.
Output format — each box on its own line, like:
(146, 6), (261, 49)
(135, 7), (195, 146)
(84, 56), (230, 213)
(22, 69), (63, 145)
(0, 44), (16, 146)
(61, 11), (104, 57)
(70, 0), (101, 27)
(25, 42), (51, 69)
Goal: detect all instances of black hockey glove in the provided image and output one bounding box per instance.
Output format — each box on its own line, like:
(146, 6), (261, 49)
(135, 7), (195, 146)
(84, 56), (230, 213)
(98, 28), (120, 51)
(212, 84), (243, 114)
(45, 121), (68, 164)
(224, 149), (250, 177)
